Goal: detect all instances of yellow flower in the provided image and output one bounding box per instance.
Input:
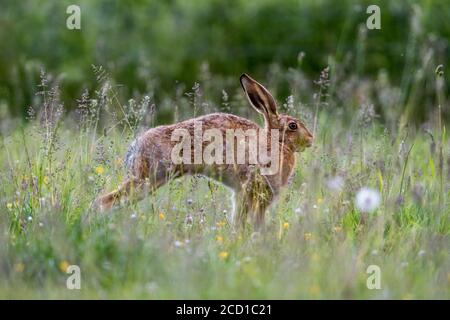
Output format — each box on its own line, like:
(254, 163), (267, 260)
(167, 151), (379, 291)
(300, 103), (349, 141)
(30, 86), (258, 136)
(402, 293), (414, 300)
(159, 212), (165, 220)
(317, 197), (323, 204)
(333, 226), (342, 233)
(43, 176), (50, 185)
(283, 222), (290, 230)
(6, 203), (13, 210)
(216, 235), (224, 244)
(95, 166), (105, 175)
(308, 285), (321, 295)
(14, 262), (25, 273)
(216, 220), (226, 228)
(218, 251), (229, 260)
(304, 232), (312, 241)
(59, 260), (70, 272)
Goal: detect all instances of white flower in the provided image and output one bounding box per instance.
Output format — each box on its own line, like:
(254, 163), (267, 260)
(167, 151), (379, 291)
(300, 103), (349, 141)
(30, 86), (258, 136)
(355, 188), (381, 213)
(174, 240), (183, 248)
(294, 207), (305, 217)
(326, 176), (344, 191)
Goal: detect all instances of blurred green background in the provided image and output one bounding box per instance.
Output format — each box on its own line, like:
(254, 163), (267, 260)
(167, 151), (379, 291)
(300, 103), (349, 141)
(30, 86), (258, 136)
(0, 0), (448, 124)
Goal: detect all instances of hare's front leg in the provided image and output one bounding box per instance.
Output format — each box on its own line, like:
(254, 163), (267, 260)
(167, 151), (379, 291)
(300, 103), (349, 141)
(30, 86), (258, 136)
(236, 176), (273, 230)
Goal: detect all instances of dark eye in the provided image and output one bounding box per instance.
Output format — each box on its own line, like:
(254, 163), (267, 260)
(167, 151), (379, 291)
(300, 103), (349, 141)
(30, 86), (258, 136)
(288, 122), (298, 130)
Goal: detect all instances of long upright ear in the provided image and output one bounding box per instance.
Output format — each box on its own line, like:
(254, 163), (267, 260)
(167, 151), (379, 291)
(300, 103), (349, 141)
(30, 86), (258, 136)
(240, 73), (278, 127)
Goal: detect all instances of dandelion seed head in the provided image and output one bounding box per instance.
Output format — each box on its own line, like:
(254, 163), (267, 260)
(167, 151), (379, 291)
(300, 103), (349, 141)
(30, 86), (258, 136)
(326, 176), (344, 191)
(355, 188), (381, 213)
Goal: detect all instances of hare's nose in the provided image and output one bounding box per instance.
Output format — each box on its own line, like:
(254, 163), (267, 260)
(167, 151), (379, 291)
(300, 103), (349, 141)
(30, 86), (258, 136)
(305, 133), (313, 147)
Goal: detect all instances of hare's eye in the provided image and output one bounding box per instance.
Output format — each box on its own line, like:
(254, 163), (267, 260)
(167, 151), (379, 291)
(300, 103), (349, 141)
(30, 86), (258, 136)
(288, 122), (298, 130)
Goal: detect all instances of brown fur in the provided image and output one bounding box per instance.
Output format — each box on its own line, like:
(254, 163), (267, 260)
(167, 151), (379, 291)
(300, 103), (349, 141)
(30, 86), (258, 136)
(94, 74), (313, 230)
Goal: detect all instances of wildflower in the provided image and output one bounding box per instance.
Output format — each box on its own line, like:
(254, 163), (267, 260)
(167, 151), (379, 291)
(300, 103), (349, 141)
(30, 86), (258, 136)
(294, 207), (305, 217)
(216, 220), (226, 228)
(311, 253), (320, 262)
(95, 165), (105, 175)
(312, 205), (318, 209)
(174, 240), (183, 248)
(27, 216), (33, 222)
(355, 188), (381, 213)
(216, 235), (224, 244)
(187, 198), (193, 205)
(218, 251), (229, 260)
(59, 261), (70, 272)
(304, 233), (312, 241)
(159, 212), (165, 220)
(308, 285), (321, 295)
(6, 203), (13, 210)
(402, 293), (414, 300)
(130, 213), (137, 220)
(283, 222), (290, 230)
(418, 250), (426, 257)
(14, 263), (25, 273)
(326, 176), (344, 191)
(317, 198), (323, 204)
(43, 176), (50, 185)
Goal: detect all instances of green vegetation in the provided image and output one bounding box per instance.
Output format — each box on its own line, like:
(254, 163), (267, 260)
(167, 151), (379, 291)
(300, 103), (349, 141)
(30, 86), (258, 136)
(0, 0), (448, 299)
(1, 0), (449, 123)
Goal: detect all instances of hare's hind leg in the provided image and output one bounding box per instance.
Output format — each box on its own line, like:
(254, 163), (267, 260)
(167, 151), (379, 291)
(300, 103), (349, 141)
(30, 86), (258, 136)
(94, 177), (145, 211)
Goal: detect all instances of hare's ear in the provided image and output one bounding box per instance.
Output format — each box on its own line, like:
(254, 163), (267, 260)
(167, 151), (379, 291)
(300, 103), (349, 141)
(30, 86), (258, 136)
(240, 73), (278, 126)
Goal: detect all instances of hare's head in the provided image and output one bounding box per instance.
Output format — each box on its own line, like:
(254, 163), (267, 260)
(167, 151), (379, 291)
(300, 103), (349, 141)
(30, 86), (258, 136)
(240, 73), (313, 152)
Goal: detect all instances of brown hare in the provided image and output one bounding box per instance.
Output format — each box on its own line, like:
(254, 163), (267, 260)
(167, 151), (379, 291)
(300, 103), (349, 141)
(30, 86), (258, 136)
(94, 74), (313, 229)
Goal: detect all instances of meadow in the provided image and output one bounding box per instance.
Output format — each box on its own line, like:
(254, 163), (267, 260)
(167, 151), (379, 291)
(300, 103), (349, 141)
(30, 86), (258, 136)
(0, 65), (448, 299)
(0, 0), (449, 300)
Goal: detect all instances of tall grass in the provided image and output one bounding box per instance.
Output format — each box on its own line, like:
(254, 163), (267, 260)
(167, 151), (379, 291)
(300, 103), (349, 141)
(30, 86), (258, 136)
(0, 62), (448, 298)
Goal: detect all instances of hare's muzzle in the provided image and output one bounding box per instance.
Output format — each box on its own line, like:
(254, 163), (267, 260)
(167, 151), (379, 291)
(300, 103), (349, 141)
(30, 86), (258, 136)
(305, 135), (313, 147)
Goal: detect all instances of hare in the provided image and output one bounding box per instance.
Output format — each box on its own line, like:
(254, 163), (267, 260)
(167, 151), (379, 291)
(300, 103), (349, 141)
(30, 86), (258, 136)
(94, 74), (313, 229)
